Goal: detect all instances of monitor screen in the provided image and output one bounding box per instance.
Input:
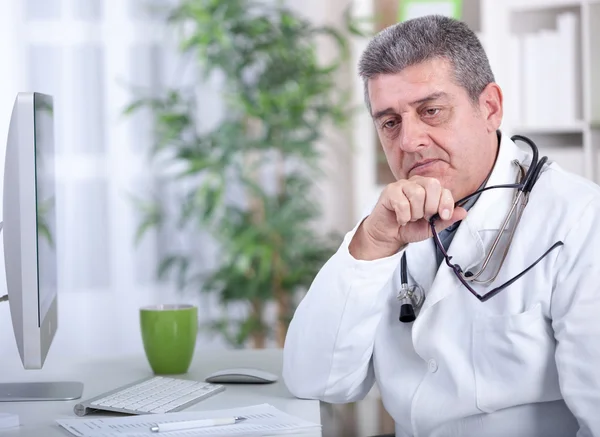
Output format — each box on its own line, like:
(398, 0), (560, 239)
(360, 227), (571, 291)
(34, 94), (57, 327)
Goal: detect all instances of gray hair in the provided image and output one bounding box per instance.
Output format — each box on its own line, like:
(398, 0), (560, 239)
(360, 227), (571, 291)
(358, 15), (495, 114)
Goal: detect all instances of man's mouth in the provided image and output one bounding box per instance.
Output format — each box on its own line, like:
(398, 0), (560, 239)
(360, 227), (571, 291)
(409, 159), (441, 175)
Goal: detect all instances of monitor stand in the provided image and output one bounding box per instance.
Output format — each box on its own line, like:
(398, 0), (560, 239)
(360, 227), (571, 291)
(0, 221), (4, 304)
(0, 221), (84, 401)
(0, 382), (83, 401)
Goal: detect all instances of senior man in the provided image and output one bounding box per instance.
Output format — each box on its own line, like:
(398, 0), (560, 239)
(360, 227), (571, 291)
(282, 15), (600, 437)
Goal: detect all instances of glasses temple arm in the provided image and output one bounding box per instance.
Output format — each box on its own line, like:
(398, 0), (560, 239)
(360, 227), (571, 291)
(429, 184), (523, 221)
(480, 240), (564, 302)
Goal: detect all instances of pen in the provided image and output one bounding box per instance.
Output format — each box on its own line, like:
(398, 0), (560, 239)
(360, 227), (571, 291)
(149, 416), (246, 433)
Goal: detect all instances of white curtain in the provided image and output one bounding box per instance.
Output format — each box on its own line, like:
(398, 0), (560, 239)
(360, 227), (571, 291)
(0, 0), (213, 366)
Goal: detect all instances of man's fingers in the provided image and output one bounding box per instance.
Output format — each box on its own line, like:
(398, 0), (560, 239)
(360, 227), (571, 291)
(433, 206), (467, 233)
(381, 178), (460, 239)
(438, 188), (455, 221)
(420, 178), (442, 220)
(391, 196), (411, 226)
(402, 183), (426, 221)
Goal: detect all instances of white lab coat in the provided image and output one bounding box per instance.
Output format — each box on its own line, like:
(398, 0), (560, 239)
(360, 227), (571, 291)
(282, 134), (600, 437)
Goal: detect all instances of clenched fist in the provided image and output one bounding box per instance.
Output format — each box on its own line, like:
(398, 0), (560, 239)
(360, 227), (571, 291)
(349, 176), (468, 260)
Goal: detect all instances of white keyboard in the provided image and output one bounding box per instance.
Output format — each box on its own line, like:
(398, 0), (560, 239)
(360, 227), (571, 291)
(73, 376), (225, 416)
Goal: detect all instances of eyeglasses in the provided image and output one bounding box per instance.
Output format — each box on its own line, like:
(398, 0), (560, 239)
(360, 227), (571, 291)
(428, 171), (563, 303)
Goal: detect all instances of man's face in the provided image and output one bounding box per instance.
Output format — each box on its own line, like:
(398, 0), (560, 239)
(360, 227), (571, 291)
(367, 57), (502, 201)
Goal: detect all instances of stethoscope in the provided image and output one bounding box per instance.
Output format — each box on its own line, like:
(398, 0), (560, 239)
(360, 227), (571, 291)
(397, 134), (548, 323)
(398, 252), (424, 322)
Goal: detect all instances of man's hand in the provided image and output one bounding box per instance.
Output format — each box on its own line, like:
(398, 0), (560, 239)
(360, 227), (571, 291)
(349, 176), (468, 260)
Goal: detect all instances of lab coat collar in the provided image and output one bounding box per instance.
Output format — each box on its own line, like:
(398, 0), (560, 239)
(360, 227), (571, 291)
(465, 133), (530, 231)
(415, 132), (531, 313)
(450, 132), (530, 266)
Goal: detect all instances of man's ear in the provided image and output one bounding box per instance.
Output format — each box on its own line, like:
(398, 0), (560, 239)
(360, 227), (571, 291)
(479, 83), (503, 133)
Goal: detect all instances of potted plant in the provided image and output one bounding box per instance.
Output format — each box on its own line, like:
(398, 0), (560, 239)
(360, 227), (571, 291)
(127, 0), (354, 349)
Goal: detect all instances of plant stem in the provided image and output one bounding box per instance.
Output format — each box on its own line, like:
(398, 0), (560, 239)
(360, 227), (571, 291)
(274, 148), (289, 348)
(244, 116), (267, 348)
(250, 298), (266, 348)
(244, 117), (266, 225)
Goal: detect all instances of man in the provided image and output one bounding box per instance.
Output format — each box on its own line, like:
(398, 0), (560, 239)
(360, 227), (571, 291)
(282, 15), (600, 437)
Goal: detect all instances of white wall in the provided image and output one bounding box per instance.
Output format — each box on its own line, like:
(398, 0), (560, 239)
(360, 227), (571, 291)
(288, 0), (358, 234)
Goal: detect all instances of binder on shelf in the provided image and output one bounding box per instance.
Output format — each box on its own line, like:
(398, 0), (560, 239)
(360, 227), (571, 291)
(508, 34), (522, 124)
(518, 11), (579, 130)
(558, 12), (578, 124)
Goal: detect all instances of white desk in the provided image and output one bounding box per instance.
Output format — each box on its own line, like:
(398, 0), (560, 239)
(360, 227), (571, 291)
(0, 348), (321, 436)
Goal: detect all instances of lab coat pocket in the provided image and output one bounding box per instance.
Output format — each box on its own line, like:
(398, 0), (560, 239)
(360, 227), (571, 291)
(472, 303), (561, 414)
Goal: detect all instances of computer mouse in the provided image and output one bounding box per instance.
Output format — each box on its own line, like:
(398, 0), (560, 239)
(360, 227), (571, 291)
(204, 367), (279, 384)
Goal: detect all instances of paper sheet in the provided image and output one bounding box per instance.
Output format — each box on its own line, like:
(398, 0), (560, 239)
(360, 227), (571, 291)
(56, 403), (321, 437)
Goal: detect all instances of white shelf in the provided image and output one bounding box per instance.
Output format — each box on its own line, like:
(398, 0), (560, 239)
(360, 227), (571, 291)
(512, 122), (587, 135)
(483, 0), (600, 183)
(589, 2), (600, 122)
(509, 0), (583, 13)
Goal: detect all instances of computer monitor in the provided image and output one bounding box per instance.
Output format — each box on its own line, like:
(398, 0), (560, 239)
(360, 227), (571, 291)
(0, 92), (82, 401)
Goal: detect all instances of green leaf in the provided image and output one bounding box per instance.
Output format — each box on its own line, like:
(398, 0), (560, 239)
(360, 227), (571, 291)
(129, 194), (164, 246)
(157, 255), (186, 281)
(176, 257), (190, 291)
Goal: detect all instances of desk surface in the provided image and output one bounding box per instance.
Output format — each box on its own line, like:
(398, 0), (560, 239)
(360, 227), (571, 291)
(0, 348), (321, 436)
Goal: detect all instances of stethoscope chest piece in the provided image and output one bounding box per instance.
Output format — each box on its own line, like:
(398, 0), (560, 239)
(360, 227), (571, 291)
(398, 252), (425, 323)
(397, 282), (425, 323)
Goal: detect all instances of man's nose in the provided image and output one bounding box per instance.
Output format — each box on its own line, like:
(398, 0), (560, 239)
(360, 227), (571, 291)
(399, 118), (427, 152)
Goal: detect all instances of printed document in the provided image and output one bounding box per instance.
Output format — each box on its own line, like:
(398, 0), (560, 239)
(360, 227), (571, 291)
(56, 403), (321, 437)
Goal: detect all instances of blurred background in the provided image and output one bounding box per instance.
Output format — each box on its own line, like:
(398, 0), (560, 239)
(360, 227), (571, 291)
(0, 0), (597, 435)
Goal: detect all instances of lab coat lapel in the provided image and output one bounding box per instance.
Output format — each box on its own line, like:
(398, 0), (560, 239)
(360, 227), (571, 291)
(404, 238), (437, 298)
(419, 134), (530, 313)
(418, 217), (484, 313)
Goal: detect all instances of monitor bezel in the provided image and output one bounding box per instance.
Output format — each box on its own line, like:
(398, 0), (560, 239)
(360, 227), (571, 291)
(3, 91), (58, 370)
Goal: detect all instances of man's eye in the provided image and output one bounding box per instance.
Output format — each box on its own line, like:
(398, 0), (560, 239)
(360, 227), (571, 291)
(424, 108), (440, 117)
(383, 120), (398, 129)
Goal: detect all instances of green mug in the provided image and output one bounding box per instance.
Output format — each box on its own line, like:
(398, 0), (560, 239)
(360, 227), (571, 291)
(140, 304), (198, 375)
